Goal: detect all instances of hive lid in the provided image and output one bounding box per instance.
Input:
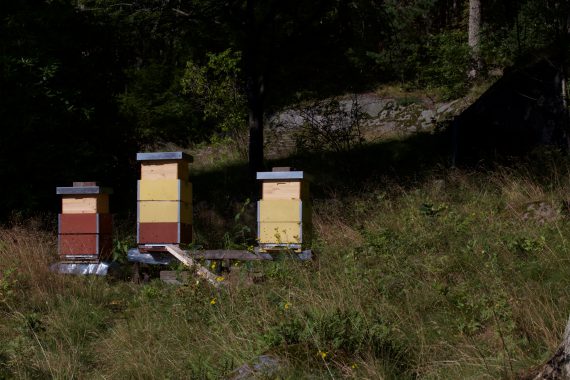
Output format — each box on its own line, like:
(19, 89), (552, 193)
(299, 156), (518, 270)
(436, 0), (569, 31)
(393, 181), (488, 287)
(136, 152), (193, 162)
(256, 171), (305, 180)
(56, 183), (113, 195)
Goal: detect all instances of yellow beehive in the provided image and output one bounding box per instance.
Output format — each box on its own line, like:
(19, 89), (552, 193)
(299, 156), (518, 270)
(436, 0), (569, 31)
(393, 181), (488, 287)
(136, 152), (193, 245)
(256, 169), (311, 251)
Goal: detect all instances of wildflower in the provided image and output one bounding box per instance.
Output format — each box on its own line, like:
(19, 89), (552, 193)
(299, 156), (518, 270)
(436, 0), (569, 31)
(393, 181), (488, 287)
(351, 363), (358, 369)
(318, 350), (327, 360)
(284, 302), (291, 310)
(210, 262), (217, 270)
(216, 276), (224, 282)
(210, 298), (217, 305)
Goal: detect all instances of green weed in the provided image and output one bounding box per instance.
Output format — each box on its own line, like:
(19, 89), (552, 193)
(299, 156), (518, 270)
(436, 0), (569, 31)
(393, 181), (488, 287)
(2, 163), (570, 378)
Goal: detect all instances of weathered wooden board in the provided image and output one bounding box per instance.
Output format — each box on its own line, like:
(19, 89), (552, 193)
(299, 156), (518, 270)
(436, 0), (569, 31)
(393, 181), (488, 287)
(130, 248), (272, 262)
(262, 181), (302, 200)
(164, 244), (221, 287)
(138, 201), (192, 223)
(59, 234), (112, 257)
(257, 222), (302, 244)
(58, 214), (112, 234)
(138, 179), (192, 202)
(137, 222), (192, 244)
(140, 161), (189, 180)
(61, 195), (109, 214)
(195, 250), (273, 260)
(128, 247), (311, 264)
(258, 199), (302, 222)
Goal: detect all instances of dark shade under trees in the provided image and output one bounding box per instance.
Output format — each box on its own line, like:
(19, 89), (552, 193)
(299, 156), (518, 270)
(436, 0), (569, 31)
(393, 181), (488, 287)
(0, 0), (569, 218)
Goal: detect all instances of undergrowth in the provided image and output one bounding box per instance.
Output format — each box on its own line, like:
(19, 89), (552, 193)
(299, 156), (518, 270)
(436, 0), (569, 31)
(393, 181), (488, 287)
(2, 164), (570, 378)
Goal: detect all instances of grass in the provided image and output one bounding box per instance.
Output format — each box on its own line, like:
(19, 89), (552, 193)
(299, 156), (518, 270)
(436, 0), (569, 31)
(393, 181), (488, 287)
(3, 145), (570, 378)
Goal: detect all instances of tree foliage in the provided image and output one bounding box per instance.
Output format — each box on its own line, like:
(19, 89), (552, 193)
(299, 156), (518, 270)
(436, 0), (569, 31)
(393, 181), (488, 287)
(0, 0), (569, 215)
(182, 49), (246, 137)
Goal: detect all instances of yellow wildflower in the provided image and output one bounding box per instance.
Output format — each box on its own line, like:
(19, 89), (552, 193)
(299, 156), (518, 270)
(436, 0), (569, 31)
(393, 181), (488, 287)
(284, 302), (291, 310)
(210, 298), (217, 305)
(216, 276), (224, 282)
(318, 350), (327, 359)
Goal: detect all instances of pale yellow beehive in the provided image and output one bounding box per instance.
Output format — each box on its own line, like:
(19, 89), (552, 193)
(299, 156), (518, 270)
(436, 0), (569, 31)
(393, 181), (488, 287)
(136, 152), (194, 245)
(256, 169), (311, 251)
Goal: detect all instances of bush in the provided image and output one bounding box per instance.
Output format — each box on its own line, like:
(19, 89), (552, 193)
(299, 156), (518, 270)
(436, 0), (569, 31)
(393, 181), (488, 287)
(294, 95), (365, 153)
(422, 30), (471, 99)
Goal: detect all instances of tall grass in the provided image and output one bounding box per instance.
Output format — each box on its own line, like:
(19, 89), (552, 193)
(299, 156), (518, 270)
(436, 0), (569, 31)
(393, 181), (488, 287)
(2, 165), (570, 378)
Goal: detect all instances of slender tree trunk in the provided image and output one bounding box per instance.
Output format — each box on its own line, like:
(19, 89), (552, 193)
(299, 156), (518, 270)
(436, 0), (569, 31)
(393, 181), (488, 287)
(245, 0), (264, 175)
(562, 69), (570, 151)
(557, 1), (570, 151)
(512, 0), (522, 56)
(247, 75), (264, 174)
(468, 0), (481, 78)
(561, 53), (570, 152)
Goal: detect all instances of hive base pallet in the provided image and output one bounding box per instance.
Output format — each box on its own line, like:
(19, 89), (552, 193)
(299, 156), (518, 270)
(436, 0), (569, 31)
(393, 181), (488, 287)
(128, 245), (312, 286)
(128, 245), (312, 266)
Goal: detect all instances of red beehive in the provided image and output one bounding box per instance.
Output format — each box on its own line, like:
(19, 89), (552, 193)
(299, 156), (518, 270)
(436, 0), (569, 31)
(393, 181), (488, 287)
(56, 182), (113, 262)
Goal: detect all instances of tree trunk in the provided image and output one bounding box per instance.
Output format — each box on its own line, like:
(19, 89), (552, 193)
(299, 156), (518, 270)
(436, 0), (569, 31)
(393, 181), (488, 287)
(245, 0), (264, 175)
(468, 0), (481, 78)
(562, 65), (570, 151)
(247, 75), (264, 175)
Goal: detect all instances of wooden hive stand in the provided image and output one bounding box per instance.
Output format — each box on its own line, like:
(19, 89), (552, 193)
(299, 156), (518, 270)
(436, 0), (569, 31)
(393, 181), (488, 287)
(52, 182), (117, 275)
(128, 161), (313, 286)
(256, 168), (312, 253)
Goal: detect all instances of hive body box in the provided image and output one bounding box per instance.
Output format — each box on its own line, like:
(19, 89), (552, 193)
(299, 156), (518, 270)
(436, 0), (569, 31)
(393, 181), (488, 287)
(56, 183), (113, 262)
(137, 152), (193, 245)
(256, 170), (311, 251)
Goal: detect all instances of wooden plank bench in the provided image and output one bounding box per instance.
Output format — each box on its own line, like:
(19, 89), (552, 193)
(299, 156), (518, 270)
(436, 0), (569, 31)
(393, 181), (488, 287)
(128, 245), (313, 285)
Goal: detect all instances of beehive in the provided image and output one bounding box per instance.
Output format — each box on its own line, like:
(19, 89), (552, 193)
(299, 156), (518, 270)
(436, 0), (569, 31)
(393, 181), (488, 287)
(137, 152), (193, 245)
(56, 182), (113, 262)
(256, 169), (311, 251)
